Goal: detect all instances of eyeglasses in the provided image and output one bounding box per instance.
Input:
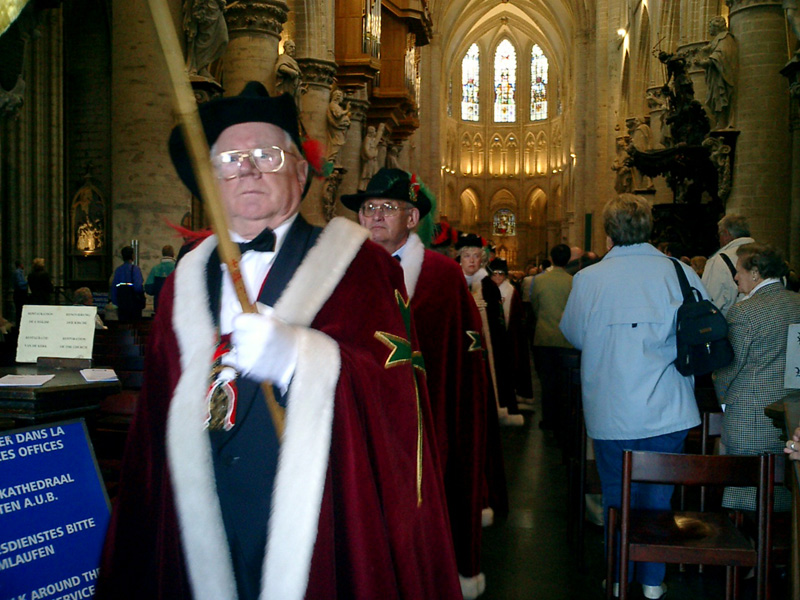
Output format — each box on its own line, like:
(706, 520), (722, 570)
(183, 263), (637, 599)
(211, 146), (297, 180)
(359, 201), (409, 217)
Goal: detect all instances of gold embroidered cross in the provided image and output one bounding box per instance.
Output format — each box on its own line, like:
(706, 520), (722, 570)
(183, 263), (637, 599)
(374, 290), (426, 505)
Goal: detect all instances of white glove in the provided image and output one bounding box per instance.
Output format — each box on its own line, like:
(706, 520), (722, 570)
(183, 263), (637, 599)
(225, 302), (299, 389)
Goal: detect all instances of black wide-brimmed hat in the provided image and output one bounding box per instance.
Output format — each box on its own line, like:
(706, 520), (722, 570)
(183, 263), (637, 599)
(168, 82), (305, 198)
(340, 168), (433, 218)
(455, 232), (485, 250)
(487, 258), (509, 275)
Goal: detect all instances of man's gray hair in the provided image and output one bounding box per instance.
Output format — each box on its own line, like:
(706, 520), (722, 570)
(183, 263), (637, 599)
(603, 193), (653, 246)
(718, 214), (750, 239)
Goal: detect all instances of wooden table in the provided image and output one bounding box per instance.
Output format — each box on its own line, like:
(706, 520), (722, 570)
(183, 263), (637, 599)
(0, 364), (121, 427)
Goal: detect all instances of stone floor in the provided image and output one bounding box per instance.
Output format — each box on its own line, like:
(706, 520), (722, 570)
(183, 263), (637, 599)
(478, 395), (788, 600)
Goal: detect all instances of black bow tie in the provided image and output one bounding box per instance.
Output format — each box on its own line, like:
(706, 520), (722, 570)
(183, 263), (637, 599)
(237, 229), (276, 254)
(394, 254), (401, 263)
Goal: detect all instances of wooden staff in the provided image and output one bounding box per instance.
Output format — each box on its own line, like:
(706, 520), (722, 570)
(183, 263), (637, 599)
(146, 0), (285, 439)
(473, 295), (503, 415)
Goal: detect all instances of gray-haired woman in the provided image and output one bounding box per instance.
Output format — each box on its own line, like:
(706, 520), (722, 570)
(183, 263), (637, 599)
(714, 243), (800, 511)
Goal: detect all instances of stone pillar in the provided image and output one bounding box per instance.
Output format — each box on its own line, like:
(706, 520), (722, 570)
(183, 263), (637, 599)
(727, 0), (792, 253)
(297, 57), (337, 226)
(112, 0), (191, 291)
(223, 0), (288, 96)
(1, 10), (65, 289)
(783, 58), (800, 268)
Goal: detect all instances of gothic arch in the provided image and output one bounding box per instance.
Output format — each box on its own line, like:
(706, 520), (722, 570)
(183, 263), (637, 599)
(489, 133), (503, 175)
(460, 132), (472, 174)
(526, 187), (547, 222)
(447, 128), (458, 169)
(633, 6), (651, 115)
(535, 131), (547, 174)
(505, 133), (519, 175)
(490, 187), (516, 211)
(460, 187), (480, 225)
(473, 133), (484, 175)
(620, 49), (631, 128)
(660, 0), (680, 52)
(524, 132), (536, 175)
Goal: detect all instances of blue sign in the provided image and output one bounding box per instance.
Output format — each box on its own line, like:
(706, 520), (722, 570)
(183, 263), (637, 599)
(0, 420), (110, 600)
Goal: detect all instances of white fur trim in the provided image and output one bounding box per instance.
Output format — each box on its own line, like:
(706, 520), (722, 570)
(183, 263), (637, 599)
(499, 413), (525, 426)
(261, 330), (339, 600)
(459, 572), (486, 599)
(400, 233), (425, 300)
(481, 507), (494, 527)
(273, 217), (368, 326)
(498, 279), (513, 329)
(168, 236), (238, 600)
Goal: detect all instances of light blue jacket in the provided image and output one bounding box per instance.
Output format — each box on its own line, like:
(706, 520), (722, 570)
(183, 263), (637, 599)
(560, 243), (704, 440)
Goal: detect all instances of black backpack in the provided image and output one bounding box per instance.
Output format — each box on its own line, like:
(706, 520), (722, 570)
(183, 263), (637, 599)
(671, 258), (734, 376)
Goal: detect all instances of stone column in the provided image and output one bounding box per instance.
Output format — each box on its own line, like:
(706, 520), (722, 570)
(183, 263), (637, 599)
(223, 0), (288, 96)
(112, 0), (191, 291)
(297, 57), (337, 226)
(783, 59), (800, 268)
(727, 0), (792, 253)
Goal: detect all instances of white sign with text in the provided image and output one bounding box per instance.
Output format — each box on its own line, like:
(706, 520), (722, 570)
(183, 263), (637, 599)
(16, 306), (97, 364)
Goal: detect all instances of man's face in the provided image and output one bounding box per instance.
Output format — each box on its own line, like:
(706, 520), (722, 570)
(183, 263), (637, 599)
(358, 199), (418, 254)
(214, 122), (307, 238)
(460, 247), (483, 276)
(490, 272), (506, 286)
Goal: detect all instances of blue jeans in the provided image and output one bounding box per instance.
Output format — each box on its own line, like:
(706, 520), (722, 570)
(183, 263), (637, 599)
(594, 429), (689, 587)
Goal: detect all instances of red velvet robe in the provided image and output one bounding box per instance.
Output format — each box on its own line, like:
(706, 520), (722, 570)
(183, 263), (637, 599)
(400, 234), (487, 596)
(96, 218), (461, 600)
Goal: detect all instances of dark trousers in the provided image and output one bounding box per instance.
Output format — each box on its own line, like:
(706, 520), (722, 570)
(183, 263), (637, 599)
(532, 346), (560, 427)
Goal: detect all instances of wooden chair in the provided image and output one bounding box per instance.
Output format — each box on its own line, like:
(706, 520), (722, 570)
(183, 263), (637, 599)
(606, 451), (774, 600)
(740, 453), (790, 600)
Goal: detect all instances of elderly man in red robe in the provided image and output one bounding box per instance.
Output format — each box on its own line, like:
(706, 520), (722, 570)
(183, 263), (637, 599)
(342, 168), (489, 598)
(96, 83), (462, 600)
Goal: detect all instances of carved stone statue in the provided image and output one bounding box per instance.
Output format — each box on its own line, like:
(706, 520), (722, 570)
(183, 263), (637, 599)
(696, 17), (738, 130)
(275, 38), (302, 102)
(326, 89), (351, 165)
(627, 117), (655, 191)
(611, 136), (633, 194)
(359, 123), (386, 190)
(386, 144), (401, 169)
(183, 0), (228, 79)
(702, 136), (733, 203)
(0, 75), (25, 120)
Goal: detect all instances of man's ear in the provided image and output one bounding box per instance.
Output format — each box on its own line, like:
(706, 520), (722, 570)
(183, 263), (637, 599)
(296, 159), (309, 190)
(407, 207), (420, 229)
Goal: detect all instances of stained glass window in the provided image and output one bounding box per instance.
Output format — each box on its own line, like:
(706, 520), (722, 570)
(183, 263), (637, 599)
(493, 39), (516, 123)
(461, 44), (480, 121)
(530, 44), (548, 121)
(493, 209), (516, 236)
